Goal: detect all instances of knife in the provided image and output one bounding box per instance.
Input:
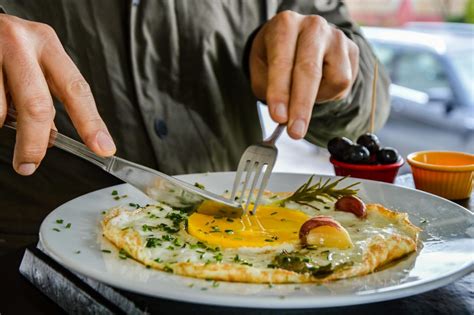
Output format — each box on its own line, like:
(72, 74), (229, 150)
(4, 112), (243, 217)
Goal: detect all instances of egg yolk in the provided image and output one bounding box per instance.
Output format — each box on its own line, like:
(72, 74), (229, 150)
(187, 205), (310, 248)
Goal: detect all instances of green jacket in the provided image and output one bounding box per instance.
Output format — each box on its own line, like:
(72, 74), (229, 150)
(0, 0), (390, 252)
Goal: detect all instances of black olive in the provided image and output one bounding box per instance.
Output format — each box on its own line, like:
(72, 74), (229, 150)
(356, 133), (380, 154)
(342, 144), (371, 164)
(327, 137), (353, 160)
(376, 147), (400, 164)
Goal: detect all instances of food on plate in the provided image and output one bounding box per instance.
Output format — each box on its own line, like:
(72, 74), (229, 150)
(335, 195), (367, 218)
(328, 133), (401, 165)
(101, 176), (421, 283)
(298, 216), (353, 249)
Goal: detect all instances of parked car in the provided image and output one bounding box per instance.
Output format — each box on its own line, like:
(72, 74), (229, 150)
(362, 27), (474, 172)
(403, 22), (474, 37)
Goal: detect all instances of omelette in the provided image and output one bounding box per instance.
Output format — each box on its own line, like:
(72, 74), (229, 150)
(101, 179), (420, 284)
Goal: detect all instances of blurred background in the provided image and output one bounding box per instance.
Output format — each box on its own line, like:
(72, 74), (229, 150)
(264, 0), (474, 174)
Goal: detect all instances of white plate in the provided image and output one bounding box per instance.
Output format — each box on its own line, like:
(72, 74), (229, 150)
(39, 172), (474, 309)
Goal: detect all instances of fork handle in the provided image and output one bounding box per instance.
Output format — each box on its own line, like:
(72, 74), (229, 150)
(263, 123), (285, 146)
(4, 110), (113, 171)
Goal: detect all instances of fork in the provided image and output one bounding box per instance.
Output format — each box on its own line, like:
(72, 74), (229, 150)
(231, 122), (285, 214)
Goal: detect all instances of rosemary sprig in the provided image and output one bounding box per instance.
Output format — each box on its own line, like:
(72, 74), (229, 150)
(277, 176), (360, 210)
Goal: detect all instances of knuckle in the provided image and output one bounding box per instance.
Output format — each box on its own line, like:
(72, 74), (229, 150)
(23, 96), (53, 122)
(32, 22), (55, 35)
(268, 56), (294, 69)
(267, 92), (289, 105)
(331, 75), (352, 92)
(296, 59), (322, 78)
(305, 15), (327, 31)
(0, 20), (28, 50)
(20, 145), (46, 161)
(275, 10), (298, 25)
(348, 41), (360, 59)
(67, 76), (92, 98)
(333, 28), (346, 41)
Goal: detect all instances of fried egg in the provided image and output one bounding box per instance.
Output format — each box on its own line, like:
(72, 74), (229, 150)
(101, 192), (421, 283)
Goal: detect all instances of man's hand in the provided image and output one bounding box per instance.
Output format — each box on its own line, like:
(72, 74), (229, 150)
(250, 10), (359, 139)
(0, 14), (115, 175)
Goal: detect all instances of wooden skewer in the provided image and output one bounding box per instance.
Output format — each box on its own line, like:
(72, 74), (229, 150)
(369, 61), (378, 133)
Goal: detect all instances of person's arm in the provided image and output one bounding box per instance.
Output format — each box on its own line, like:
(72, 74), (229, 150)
(246, 1), (390, 146)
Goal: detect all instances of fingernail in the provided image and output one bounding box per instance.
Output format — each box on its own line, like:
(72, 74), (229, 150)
(274, 103), (287, 120)
(18, 163), (36, 176)
(290, 119), (306, 138)
(96, 131), (116, 153)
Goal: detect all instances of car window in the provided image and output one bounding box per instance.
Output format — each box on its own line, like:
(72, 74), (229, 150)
(394, 51), (449, 92)
(371, 44), (397, 73)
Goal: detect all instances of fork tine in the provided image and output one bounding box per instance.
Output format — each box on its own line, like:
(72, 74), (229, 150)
(239, 161), (258, 203)
(230, 159), (249, 200)
(243, 163), (265, 213)
(251, 161), (274, 215)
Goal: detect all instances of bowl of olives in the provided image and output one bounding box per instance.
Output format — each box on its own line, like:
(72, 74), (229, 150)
(328, 133), (403, 183)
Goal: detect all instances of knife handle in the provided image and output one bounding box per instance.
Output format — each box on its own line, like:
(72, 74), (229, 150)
(4, 107), (113, 171)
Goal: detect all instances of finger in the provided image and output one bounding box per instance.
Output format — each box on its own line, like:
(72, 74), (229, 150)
(40, 36), (116, 156)
(47, 120), (57, 148)
(264, 11), (301, 123)
(249, 31), (268, 100)
(316, 28), (353, 102)
(287, 16), (328, 139)
(4, 53), (54, 175)
(0, 69), (7, 127)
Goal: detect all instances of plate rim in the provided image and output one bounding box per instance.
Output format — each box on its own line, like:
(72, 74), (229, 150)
(38, 173), (474, 309)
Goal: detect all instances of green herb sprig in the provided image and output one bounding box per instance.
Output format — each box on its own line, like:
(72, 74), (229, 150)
(277, 176), (360, 210)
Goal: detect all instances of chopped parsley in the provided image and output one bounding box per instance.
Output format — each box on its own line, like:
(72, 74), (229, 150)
(55, 219), (63, 224)
(163, 265), (173, 273)
(214, 252), (223, 262)
(101, 249), (112, 253)
(75, 250), (81, 254)
(146, 238), (162, 248)
(65, 223), (71, 229)
(270, 212), (278, 215)
(142, 224), (156, 232)
(224, 229), (234, 235)
(118, 248), (132, 260)
(111, 190), (118, 196)
(52, 228), (60, 232)
(194, 182), (205, 189)
(212, 281), (220, 288)
(154, 258), (162, 263)
(226, 218), (234, 223)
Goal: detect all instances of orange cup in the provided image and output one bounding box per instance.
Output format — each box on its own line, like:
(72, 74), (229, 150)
(407, 151), (474, 200)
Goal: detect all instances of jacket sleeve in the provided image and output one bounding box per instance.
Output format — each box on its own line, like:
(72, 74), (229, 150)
(274, 0), (391, 147)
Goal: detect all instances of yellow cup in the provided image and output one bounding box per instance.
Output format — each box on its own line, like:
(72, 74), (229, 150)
(407, 151), (474, 200)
